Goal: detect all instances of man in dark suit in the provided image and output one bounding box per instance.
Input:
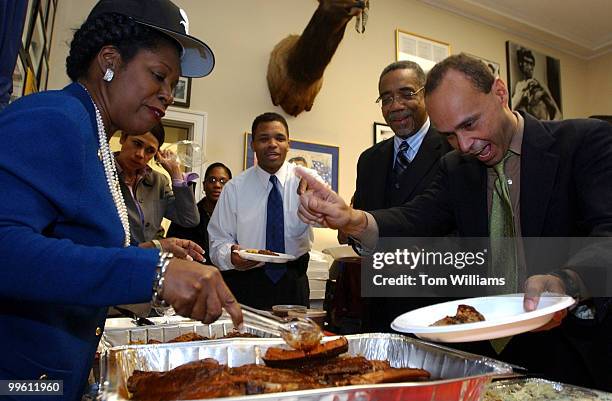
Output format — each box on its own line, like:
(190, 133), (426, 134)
(296, 54), (612, 390)
(351, 61), (452, 331)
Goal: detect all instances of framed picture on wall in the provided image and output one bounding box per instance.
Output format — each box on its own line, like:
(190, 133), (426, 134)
(374, 122), (394, 144)
(10, 52), (27, 103)
(45, 0), (56, 54)
(506, 41), (562, 121)
(244, 133), (339, 192)
(172, 76), (191, 108)
(396, 29), (450, 72)
(22, 0), (38, 49)
(28, 9), (46, 76)
(38, 56), (49, 91)
(40, 0), (50, 21)
(466, 53), (500, 78)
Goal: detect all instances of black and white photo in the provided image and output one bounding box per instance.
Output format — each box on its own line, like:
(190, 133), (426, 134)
(506, 41), (562, 120)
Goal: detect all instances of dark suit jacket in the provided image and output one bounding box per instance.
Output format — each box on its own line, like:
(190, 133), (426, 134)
(372, 113), (612, 292)
(353, 125), (452, 210)
(371, 113), (612, 389)
(352, 126), (452, 331)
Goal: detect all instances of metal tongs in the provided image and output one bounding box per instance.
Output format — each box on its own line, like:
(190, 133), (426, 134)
(240, 304), (323, 351)
(113, 306), (155, 326)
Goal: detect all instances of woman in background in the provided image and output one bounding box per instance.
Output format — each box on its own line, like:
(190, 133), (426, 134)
(168, 162), (232, 265)
(116, 123), (201, 258)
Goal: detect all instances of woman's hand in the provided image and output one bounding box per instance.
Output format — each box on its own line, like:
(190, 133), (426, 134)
(156, 149), (182, 180)
(140, 238), (205, 262)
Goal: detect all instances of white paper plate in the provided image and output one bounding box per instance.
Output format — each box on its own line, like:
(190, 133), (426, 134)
(391, 293), (575, 342)
(234, 249), (296, 263)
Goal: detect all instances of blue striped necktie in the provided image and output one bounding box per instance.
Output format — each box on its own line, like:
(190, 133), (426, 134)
(265, 175), (287, 283)
(392, 141), (411, 188)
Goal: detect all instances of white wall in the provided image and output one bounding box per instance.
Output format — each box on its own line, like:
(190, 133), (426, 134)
(586, 52), (612, 116)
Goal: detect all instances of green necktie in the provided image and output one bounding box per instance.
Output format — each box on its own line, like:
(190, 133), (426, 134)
(489, 152), (517, 293)
(489, 152), (517, 354)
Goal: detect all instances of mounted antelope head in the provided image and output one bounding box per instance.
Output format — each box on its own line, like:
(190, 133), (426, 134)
(267, 0), (369, 117)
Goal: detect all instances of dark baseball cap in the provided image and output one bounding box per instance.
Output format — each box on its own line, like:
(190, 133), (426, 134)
(87, 0), (214, 77)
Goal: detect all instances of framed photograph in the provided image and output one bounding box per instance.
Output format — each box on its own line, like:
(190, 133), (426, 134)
(28, 9), (46, 76)
(38, 56), (49, 91)
(10, 52), (27, 103)
(244, 133), (340, 192)
(172, 76), (191, 108)
(40, 0), (49, 22)
(506, 41), (562, 121)
(466, 53), (500, 78)
(45, 0), (56, 54)
(374, 122), (394, 144)
(396, 29), (450, 72)
(22, 0), (38, 49)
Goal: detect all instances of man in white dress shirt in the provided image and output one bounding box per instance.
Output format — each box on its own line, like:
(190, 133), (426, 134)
(208, 112), (318, 309)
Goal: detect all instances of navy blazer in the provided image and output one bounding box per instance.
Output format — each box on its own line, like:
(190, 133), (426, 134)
(0, 84), (159, 400)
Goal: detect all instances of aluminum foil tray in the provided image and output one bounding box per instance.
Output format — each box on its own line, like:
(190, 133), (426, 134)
(484, 378), (612, 401)
(100, 318), (280, 353)
(101, 333), (513, 401)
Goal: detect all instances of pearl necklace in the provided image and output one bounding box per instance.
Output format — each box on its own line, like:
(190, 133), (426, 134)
(80, 84), (131, 247)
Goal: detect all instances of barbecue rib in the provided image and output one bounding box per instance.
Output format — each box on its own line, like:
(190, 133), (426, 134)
(431, 304), (486, 326)
(128, 356), (430, 400)
(128, 336), (432, 400)
(263, 336), (349, 368)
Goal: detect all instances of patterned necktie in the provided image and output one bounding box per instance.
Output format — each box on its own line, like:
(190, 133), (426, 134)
(265, 175), (287, 283)
(489, 152), (517, 354)
(392, 141), (411, 188)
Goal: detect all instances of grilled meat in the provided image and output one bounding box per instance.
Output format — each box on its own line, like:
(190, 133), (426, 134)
(128, 336), (431, 400)
(263, 336), (349, 368)
(167, 332), (209, 343)
(431, 304), (485, 326)
(341, 367), (431, 385)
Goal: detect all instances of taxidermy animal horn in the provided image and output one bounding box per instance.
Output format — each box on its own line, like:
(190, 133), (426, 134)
(267, 0), (369, 117)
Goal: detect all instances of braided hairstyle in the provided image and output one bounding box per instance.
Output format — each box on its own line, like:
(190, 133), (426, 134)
(66, 13), (181, 81)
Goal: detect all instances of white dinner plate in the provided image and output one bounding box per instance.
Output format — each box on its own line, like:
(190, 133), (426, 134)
(234, 249), (296, 263)
(391, 293), (575, 342)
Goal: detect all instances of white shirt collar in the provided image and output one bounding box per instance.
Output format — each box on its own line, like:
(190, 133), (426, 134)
(254, 161), (289, 189)
(394, 117), (430, 153)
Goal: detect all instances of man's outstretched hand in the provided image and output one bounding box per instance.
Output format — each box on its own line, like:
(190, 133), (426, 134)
(295, 167), (367, 236)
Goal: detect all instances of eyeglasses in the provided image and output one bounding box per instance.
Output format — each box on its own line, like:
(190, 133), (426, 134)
(205, 176), (228, 185)
(376, 87), (424, 107)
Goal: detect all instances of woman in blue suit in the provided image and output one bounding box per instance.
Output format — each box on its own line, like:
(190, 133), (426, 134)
(0, 1), (242, 399)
